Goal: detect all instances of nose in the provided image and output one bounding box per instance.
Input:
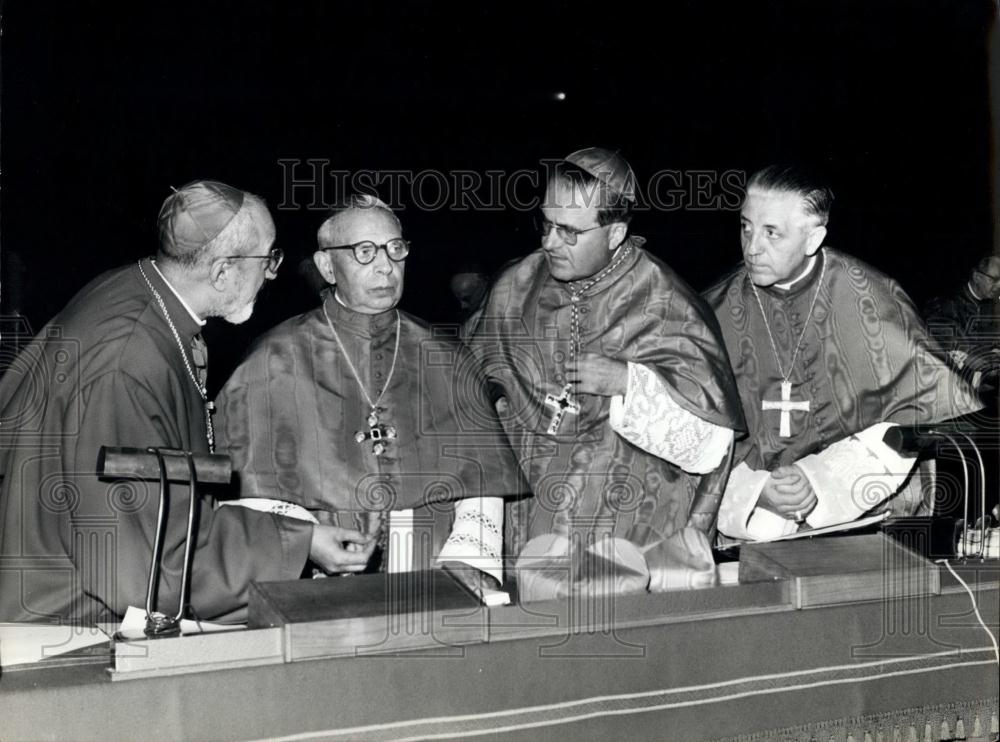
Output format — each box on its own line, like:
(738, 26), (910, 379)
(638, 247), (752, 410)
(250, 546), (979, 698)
(542, 226), (562, 251)
(371, 246), (394, 273)
(744, 230), (763, 257)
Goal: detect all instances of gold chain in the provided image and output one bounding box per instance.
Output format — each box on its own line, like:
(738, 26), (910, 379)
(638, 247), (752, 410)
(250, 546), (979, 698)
(321, 303), (401, 414)
(748, 250), (826, 382)
(137, 260), (215, 452)
(566, 243), (633, 358)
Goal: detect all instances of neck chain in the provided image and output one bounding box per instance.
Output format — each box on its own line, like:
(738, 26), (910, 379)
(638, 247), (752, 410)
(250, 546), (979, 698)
(748, 251), (826, 381)
(541, 243), (632, 437)
(322, 303), (402, 456)
(137, 260), (215, 452)
(565, 243), (633, 359)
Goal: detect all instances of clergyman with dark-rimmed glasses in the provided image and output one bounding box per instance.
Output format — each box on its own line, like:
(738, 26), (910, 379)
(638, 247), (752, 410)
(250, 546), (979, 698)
(213, 193), (525, 596)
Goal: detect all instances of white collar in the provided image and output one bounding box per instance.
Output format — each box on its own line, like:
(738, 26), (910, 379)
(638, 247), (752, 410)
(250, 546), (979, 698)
(774, 254), (819, 291)
(333, 290), (401, 318)
(150, 260), (206, 326)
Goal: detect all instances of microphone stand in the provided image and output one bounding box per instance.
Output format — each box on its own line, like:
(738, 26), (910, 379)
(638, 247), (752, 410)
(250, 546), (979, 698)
(881, 427), (968, 559)
(956, 432), (988, 560)
(98, 446), (232, 638)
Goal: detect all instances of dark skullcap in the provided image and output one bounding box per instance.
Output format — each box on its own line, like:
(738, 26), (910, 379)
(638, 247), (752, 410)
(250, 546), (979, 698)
(157, 180), (245, 255)
(563, 147), (637, 203)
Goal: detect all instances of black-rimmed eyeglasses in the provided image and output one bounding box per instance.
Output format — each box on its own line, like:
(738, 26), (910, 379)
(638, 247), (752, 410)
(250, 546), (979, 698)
(320, 238), (410, 265)
(225, 247), (284, 274)
(535, 217), (605, 246)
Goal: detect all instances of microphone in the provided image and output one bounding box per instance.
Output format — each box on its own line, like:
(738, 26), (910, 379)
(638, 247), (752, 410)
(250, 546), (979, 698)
(881, 426), (949, 455)
(97, 446), (232, 484)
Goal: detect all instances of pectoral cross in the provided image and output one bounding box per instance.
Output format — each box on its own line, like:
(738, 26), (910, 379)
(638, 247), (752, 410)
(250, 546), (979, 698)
(354, 406), (397, 456)
(761, 380), (809, 438)
(544, 384), (580, 435)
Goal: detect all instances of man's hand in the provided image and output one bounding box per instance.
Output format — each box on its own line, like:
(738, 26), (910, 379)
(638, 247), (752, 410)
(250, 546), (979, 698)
(757, 465), (817, 521)
(309, 524), (377, 574)
(567, 352), (628, 396)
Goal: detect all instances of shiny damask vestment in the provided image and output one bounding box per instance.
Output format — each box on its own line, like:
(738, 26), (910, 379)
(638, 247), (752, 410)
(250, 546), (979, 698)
(215, 291), (524, 572)
(702, 248), (981, 473)
(467, 238), (744, 586)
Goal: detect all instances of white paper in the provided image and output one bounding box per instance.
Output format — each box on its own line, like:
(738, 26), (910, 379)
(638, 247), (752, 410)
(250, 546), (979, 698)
(0, 623), (110, 667)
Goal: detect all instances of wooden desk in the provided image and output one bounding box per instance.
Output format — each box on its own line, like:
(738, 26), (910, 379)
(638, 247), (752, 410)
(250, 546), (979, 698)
(1, 564), (996, 741)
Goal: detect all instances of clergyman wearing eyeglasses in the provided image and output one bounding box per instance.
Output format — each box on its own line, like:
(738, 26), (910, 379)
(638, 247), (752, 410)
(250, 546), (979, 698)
(463, 148), (745, 600)
(0, 180), (365, 625)
(213, 194), (525, 587)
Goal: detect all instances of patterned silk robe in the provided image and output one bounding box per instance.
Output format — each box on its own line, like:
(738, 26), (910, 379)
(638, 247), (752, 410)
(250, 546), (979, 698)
(704, 248), (981, 470)
(703, 248), (982, 539)
(468, 238), (745, 589)
(215, 291), (525, 573)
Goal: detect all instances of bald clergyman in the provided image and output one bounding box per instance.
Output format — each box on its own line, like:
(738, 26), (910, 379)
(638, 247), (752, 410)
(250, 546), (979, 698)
(215, 195), (525, 584)
(0, 180), (369, 625)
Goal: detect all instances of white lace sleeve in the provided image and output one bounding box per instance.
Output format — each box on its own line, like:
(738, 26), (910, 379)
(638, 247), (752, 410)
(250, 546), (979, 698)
(218, 497), (319, 523)
(436, 497), (504, 584)
(717, 423), (919, 542)
(609, 361), (734, 474)
(795, 422), (918, 528)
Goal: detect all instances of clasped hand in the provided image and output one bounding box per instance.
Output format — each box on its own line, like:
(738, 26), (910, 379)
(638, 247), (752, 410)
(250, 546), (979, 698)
(758, 465), (817, 521)
(308, 524), (377, 574)
(566, 352), (628, 397)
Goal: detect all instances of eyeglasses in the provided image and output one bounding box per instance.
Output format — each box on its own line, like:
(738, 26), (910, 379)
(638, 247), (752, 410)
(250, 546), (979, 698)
(320, 238), (410, 265)
(536, 217), (605, 246)
(225, 247), (284, 274)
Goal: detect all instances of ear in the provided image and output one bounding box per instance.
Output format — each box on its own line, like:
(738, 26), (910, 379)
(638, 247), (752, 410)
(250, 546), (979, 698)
(313, 251), (337, 285)
(608, 222), (628, 251)
(805, 225), (826, 256)
(209, 257), (232, 292)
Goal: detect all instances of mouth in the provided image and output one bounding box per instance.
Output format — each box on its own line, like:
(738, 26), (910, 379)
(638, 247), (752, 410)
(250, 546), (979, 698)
(370, 285), (397, 294)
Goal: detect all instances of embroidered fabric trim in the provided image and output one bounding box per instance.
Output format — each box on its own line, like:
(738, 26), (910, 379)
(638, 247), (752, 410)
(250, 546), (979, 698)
(218, 497), (319, 524)
(454, 509), (502, 538)
(616, 362), (716, 470)
(443, 532), (500, 561)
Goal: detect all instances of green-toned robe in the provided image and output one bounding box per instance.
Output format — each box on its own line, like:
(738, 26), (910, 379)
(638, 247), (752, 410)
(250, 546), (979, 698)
(0, 259), (312, 625)
(215, 291), (525, 572)
(467, 238), (745, 587)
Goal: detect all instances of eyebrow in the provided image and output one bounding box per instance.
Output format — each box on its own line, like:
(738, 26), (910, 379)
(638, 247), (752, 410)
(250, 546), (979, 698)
(552, 219), (581, 230)
(543, 215), (587, 231)
(740, 216), (783, 233)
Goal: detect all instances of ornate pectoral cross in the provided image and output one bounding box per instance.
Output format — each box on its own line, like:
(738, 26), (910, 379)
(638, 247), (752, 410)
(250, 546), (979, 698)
(544, 384), (580, 435)
(354, 406), (397, 456)
(761, 380), (810, 438)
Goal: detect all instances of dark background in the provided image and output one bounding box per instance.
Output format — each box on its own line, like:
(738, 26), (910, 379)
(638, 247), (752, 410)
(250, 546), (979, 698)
(1, 1), (996, 389)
